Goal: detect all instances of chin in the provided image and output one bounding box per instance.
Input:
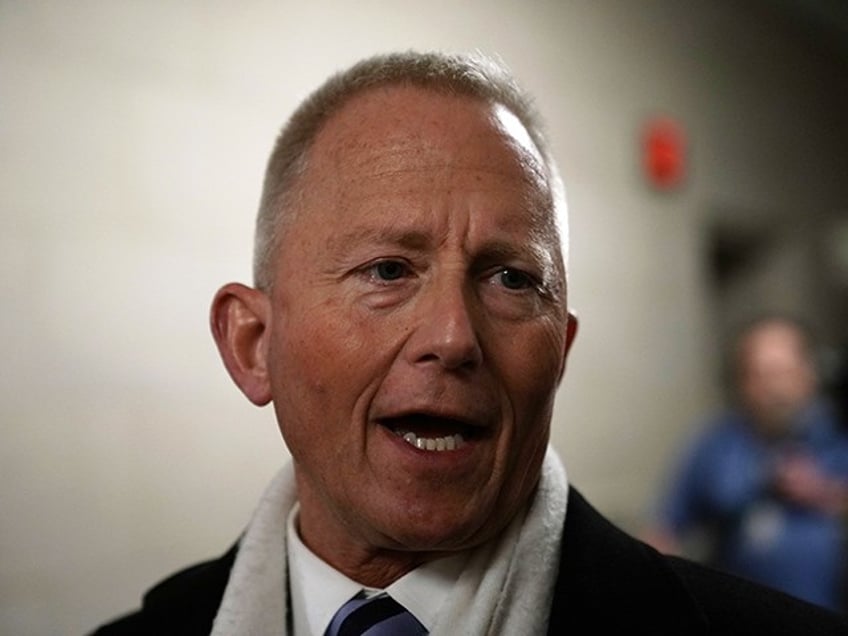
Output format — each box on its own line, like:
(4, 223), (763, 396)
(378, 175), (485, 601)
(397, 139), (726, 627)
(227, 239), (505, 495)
(377, 504), (504, 553)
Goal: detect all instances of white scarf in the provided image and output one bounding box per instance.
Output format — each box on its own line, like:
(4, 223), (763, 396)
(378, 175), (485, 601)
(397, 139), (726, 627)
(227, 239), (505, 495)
(210, 447), (569, 636)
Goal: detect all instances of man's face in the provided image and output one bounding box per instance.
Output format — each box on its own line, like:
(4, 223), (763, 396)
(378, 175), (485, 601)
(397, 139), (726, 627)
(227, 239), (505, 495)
(738, 322), (816, 437)
(265, 86), (574, 565)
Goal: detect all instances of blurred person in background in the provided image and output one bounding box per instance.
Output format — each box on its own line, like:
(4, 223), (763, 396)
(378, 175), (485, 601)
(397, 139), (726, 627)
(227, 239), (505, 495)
(645, 314), (848, 613)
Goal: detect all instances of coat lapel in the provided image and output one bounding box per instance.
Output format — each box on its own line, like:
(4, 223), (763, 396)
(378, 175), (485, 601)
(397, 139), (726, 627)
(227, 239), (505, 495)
(547, 487), (708, 634)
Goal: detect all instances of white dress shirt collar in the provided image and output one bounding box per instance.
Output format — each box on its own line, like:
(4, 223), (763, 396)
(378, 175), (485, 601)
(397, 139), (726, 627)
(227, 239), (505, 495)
(286, 503), (467, 636)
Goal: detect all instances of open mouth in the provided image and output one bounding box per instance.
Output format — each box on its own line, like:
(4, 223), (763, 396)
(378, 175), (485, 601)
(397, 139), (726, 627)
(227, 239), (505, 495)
(379, 413), (482, 452)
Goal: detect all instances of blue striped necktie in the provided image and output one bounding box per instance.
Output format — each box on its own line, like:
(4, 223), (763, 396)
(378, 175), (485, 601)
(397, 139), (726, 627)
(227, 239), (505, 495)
(324, 591), (428, 636)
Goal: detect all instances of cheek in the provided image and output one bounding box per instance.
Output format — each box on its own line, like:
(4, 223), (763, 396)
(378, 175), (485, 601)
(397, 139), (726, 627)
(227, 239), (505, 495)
(502, 323), (566, 402)
(495, 326), (563, 485)
(279, 307), (365, 383)
(270, 313), (362, 470)
(494, 324), (564, 461)
(270, 302), (406, 425)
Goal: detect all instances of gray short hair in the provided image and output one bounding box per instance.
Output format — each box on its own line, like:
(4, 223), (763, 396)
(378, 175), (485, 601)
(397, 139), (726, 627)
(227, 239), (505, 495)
(253, 49), (567, 291)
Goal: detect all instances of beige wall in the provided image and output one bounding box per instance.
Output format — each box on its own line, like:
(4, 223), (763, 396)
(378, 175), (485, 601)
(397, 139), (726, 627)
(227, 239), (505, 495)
(2, 1), (846, 633)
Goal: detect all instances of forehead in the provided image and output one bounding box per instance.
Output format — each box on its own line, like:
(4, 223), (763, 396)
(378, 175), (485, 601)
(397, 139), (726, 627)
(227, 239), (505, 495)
(302, 84), (550, 197)
(740, 323), (807, 366)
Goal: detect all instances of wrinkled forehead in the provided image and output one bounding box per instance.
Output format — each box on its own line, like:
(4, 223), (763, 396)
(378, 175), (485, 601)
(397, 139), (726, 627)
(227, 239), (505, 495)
(299, 84), (564, 252)
(315, 87), (543, 173)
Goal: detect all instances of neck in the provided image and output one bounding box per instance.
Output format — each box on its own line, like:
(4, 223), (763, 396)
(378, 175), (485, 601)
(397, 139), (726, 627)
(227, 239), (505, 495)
(295, 518), (448, 588)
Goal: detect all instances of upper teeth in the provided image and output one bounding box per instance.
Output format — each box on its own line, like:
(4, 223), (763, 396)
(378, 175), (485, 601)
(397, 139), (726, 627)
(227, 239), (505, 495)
(399, 430), (465, 451)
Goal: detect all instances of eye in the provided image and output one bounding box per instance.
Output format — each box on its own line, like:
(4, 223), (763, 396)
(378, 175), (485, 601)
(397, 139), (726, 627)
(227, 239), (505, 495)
(371, 259), (409, 282)
(497, 267), (535, 290)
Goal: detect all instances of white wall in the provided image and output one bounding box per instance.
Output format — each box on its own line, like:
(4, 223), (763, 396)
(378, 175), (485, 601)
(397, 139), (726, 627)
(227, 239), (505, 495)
(2, 1), (846, 633)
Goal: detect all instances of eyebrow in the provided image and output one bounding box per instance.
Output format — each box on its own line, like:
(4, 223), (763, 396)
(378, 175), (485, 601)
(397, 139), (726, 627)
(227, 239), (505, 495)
(326, 221), (557, 278)
(474, 239), (534, 262)
(328, 225), (433, 252)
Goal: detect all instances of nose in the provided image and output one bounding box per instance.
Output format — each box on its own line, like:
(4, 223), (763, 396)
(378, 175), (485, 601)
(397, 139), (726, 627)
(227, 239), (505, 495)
(404, 281), (483, 372)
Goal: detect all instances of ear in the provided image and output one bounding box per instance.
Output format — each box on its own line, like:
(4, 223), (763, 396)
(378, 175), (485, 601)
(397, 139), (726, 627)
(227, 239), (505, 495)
(557, 310), (579, 383)
(210, 282), (272, 406)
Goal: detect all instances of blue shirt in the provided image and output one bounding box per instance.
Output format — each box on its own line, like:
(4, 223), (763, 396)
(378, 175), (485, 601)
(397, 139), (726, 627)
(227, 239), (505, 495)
(659, 400), (848, 611)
